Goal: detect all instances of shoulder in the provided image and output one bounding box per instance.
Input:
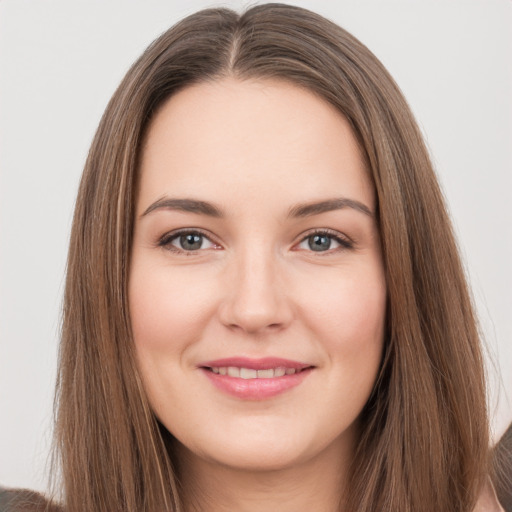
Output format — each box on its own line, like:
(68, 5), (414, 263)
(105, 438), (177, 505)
(0, 486), (62, 512)
(473, 479), (506, 512)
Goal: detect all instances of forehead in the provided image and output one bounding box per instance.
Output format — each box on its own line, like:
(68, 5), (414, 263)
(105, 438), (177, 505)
(137, 78), (374, 214)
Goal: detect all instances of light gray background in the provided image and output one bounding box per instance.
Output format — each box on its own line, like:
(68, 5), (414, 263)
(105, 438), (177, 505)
(1, 0), (511, 493)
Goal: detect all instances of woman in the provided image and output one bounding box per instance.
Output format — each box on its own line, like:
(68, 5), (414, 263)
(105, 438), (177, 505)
(1, 3), (509, 511)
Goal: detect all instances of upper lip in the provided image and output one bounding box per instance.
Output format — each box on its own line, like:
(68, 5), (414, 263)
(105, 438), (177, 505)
(199, 357), (313, 370)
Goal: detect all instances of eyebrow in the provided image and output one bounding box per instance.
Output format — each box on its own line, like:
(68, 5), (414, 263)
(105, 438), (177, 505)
(141, 196), (373, 219)
(141, 197), (224, 218)
(287, 198), (373, 218)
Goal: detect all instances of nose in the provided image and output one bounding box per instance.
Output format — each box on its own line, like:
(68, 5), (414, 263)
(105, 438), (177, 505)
(218, 248), (294, 335)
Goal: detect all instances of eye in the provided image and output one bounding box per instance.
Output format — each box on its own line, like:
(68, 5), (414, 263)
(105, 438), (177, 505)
(296, 230), (353, 253)
(158, 230), (219, 253)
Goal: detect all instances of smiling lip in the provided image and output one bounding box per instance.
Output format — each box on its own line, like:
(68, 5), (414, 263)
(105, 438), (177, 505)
(199, 357), (314, 400)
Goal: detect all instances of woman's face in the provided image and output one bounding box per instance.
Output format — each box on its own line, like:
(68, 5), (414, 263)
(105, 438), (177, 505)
(129, 78), (386, 472)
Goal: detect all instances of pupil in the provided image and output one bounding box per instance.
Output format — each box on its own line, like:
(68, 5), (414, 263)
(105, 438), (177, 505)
(180, 233), (202, 250)
(308, 234), (331, 251)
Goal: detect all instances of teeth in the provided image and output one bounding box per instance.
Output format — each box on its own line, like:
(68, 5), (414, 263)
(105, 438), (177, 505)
(257, 368), (274, 378)
(240, 368), (257, 379)
(210, 366), (300, 379)
(227, 367), (240, 377)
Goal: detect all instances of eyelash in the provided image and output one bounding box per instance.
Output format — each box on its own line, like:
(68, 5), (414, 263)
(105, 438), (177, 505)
(157, 228), (354, 254)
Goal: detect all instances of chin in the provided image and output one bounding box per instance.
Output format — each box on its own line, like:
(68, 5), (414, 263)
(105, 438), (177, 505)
(193, 446), (310, 474)
(215, 441), (309, 472)
(172, 419), (355, 475)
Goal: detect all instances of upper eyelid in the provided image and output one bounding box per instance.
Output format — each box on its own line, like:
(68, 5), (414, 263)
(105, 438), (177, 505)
(299, 227), (348, 238)
(296, 228), (353, 244)
(159, 227), (215, 242)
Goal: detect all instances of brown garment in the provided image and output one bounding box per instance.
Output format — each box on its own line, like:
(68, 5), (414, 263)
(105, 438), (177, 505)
(493, 423), (512, 512)
(0, 487), (61, 512)
(0, 482), (507, 511)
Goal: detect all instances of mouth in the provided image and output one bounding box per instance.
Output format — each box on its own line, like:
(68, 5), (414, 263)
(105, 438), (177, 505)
(198, 357), (314, 400)
(204, 366), (308, 378)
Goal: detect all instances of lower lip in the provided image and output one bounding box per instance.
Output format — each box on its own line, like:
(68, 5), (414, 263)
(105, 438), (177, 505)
(201, 368), (313, 400)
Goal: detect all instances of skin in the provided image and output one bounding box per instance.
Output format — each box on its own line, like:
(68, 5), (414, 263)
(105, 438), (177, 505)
(129, 78), (387, 511)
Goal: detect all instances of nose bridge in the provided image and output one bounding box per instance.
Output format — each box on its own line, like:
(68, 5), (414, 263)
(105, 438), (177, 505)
(219, 241), (291, 333)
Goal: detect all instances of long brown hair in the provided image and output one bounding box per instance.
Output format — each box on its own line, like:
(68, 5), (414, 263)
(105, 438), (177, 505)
(53, 4), (489, 511)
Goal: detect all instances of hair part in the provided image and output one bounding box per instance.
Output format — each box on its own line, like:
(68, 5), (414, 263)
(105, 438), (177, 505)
(54, 4), (489, 511)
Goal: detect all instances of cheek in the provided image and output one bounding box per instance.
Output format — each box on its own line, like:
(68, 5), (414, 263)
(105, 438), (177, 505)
(129, 261), (215, 354)
(313, 276), (386, 434)
(298, 262), (386, 379)
(303, 265), (386, 338)
(128, 261), (218, 417)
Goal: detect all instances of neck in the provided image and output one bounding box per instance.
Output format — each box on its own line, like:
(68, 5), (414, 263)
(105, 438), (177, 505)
(173, 434), (354, 512)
